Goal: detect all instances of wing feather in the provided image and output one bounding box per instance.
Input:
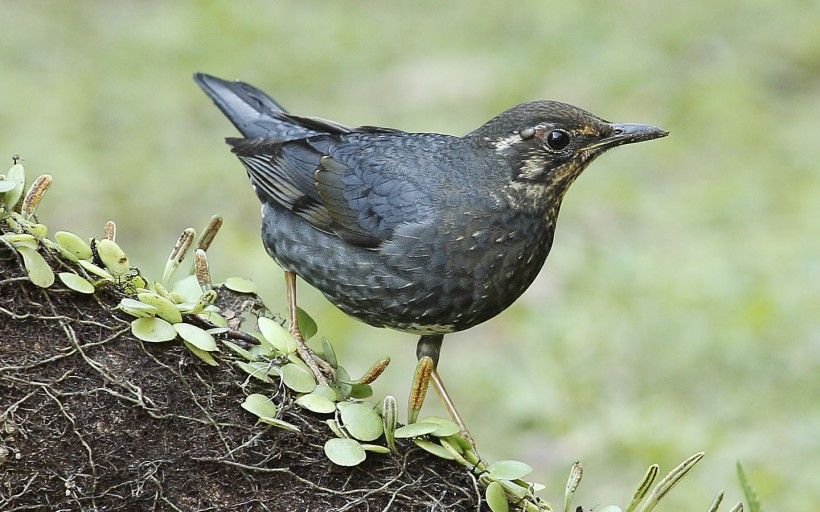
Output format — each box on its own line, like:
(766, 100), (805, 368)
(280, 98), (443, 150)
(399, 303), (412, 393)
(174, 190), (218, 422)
(230, 132), (437, 248)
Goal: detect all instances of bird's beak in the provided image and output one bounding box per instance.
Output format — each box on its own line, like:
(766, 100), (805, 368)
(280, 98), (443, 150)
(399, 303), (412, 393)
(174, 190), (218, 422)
(586, 123), (669, 152)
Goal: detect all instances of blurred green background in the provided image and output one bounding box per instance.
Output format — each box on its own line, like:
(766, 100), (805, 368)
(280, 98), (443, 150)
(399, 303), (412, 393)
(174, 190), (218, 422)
(2, 1), (818, 508)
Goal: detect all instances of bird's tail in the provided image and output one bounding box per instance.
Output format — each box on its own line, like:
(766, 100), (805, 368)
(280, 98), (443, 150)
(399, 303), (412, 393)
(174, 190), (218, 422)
(194, 72), (297, 140)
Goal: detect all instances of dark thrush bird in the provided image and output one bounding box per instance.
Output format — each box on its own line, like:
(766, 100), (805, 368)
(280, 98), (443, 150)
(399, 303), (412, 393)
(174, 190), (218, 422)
(194, 72), (667, 437)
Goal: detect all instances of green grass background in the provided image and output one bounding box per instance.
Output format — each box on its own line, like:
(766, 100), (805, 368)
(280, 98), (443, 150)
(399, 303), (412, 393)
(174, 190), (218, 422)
(2, 1), (818, 508)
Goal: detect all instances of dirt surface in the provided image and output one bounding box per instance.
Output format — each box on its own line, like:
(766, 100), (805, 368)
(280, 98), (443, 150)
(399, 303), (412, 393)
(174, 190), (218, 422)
(0, 244), (492, 511)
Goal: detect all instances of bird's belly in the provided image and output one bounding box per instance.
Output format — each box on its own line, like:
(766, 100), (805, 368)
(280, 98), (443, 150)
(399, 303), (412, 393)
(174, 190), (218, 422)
(261, 206), (549, 335)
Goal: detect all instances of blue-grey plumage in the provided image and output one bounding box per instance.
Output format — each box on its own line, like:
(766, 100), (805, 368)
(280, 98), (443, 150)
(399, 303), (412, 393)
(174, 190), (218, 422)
(194, 72), (667, 439)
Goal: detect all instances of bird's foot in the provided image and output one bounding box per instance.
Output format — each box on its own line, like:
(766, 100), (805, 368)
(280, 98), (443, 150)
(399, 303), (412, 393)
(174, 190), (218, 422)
(290, 327), (335, 386)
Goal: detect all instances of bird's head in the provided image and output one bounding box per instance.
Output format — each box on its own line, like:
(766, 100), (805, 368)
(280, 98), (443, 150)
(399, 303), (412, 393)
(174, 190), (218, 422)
(471, 100), (667, 208)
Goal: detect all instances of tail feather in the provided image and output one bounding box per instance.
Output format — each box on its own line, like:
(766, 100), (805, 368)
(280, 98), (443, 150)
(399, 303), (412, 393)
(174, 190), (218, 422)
(194, 72), (301, 140)
(195, 73), (405, 143)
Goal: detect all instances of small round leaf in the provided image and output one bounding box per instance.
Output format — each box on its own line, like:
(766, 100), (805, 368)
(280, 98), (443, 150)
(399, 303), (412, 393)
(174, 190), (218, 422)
(258, 417), (300, 432)
(312, 385), (339, 401)
(487, 460), (533, 481)
(96, 238), (130, 277)
(280, 363), (316, 393)
(131, 317), (177, 342)
(294, 393), (337, 414)
(413, 439), (455, 460)
(241, 393), (277, 419)
(222, 340), (254, 361)
(258, 317), (297, 354)
(55, 231), (93, 260)
(249, 343), (274, 358)
(224, 276), (258, 294)
(340, 403), (383, 442)
(137, 292), (183, 324)
(28, 224), (47, 238)
(172, 274), (203, 302)
(198, 311), (228, 327)
(15, 245), (54, 288)
(324, 438), (366, 467)
(2, 163), (25, 209)
(296, 307), (317, 340)
(236, 361), (273, 383)
(58, 272), (95, 294)
(419, 416), (460, 437)
(174, 322), (217, 351)
(394, 422), (439, 439)
(486, 481), (509, 512)
(361, 444), (390, 454)
(321, 338), (338, 368)
(78, 259), (114, 281)
(182, 340), (219, 366)
(118, 298), (159, 318)
(347, 383), (373, 399)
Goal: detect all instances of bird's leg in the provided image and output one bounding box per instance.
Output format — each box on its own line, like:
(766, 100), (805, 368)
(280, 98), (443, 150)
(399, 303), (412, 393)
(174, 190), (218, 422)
(410, 335), (477, 450)
(284, 271), (334, 386)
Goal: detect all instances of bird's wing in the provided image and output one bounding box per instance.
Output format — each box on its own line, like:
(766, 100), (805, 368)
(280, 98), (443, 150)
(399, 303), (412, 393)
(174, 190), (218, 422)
(230, 133), (435, 248)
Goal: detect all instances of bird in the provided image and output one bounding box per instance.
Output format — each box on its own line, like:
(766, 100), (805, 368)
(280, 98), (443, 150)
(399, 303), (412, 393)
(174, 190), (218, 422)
(194, 72), (667, 442)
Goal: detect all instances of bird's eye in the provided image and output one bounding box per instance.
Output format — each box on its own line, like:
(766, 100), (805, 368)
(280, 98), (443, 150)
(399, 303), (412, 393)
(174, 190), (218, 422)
(546, 130), (570, 150)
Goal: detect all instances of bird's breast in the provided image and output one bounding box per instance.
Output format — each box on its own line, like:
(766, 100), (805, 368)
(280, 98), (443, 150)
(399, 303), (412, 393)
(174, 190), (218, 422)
(260, 202), (554, 335)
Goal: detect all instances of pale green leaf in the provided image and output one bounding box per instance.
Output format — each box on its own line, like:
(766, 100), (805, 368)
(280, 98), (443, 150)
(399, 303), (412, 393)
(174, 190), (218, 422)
(241, 393), (277, 419)
(58, 272), (94, 294)
(249, 343), (274, 358)
(137, 292), (183, 324)
(312, 384), (339, 401)
(258, 316), (296, 353)
(487, 460), (533, 481)
(224, 276), (258, 294)
(296, 306), (317, 340)
(96, 239), (129, 277)
(419, 416), (460, 437)
(54, 231), (93, 260)
(236, 361), (273, 383)
(486, 481), (509, 512)
(347, 383), (373, 399)
(172, 274), (203, 302)
(2, 163), (25, 209)
(182, 340), (219, 366)
(222, 340), (255, 361)
(321, 338), (338, 367)
(279, 363), (316, 393)
(394, 422), (438, 439)
(294, 393), (337, 414)
(324, 438), (366, 467)
(78, 259), (114, 281)
(413, 439), (454, 460)
(198, 310), (228, 327)
(361, 444), (390, 454)
(258, 416), (300, 432)
(174, 322), (217, 351)
(340, 403), (383, 442)
(117, 297), (158, 318)
(131, 317), (177, 342)
(15, 245), (54, 288)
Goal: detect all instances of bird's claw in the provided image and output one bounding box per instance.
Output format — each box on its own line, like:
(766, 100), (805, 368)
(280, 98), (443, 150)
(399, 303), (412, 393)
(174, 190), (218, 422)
(290, 327), (335, 386)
